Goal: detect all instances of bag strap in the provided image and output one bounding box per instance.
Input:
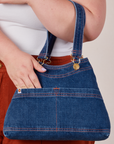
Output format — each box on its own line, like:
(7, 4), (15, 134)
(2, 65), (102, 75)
(37, 31), (56, 60)
(38, 0), (86, 63)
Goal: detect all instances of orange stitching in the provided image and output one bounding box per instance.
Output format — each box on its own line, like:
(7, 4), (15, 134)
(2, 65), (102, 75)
(53, 88), (59, 131)
(4, 127), (110, 133)
(38, 66), (92, 78)
(13, 92), (102, 99)
(56, 92), (57, 132)
(3, 130), (110, 133)
(4, 127), (109, 130)
(43, 59), (89, 70)
(13, 93), (102, 99)
(44, 62), (74, 70)
(72, 50), (81, 51)
(72, 6), (82, 57)
(39, 66), (91, 76)
(13, 95), (102, 99)
(53, 87), (60, 90)
(38, 53), (47, 56)
(14, 93), (101, 96)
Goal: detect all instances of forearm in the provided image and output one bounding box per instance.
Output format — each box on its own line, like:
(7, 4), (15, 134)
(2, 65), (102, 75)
(28, 0), (106, 42)
(0, 30), (21, 63)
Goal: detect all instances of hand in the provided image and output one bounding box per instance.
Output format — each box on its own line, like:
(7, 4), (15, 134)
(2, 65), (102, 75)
(0, 0), (29, 4)
(4, 50), (46, 89)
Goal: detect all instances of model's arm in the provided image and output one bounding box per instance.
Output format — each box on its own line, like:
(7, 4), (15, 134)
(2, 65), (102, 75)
(27, 0), (106, 42)
(0, 0), (106, 42)
(0, 30), (46, 88)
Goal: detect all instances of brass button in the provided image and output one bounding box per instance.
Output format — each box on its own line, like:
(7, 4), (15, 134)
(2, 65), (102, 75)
(0, 62), (2, 68)
(73, 63), (80, 70)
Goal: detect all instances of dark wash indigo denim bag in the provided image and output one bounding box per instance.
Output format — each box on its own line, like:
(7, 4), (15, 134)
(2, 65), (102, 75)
(3, 0), (110, 141)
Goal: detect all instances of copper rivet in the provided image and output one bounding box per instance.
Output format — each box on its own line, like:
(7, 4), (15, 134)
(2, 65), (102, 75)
(0, 63), (2, 68)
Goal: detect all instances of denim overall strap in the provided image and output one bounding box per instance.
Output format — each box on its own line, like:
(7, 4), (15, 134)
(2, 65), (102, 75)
(38, 0), (85, 62)
(70, 0), (86, 61)
(38, 31), (56, 60)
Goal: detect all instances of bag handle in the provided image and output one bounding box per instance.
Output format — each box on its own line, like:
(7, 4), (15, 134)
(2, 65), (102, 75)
(38, 0), (86, 63)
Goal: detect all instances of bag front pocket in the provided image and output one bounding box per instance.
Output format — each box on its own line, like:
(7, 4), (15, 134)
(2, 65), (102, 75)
(3, 88), (110, 140)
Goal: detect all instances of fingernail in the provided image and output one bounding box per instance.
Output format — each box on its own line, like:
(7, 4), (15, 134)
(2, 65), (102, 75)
(42, 67), (46, 71)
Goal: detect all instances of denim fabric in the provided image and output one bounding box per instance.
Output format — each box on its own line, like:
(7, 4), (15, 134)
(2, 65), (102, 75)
(3, 0), (110, 141)
(3, 58), (110, 140)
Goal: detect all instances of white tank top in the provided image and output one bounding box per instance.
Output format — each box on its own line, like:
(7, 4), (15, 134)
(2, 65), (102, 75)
(0, 4), (73, 56)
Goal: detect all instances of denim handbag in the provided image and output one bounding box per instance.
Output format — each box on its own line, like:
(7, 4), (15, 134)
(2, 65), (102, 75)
(3, 0), (110, 141)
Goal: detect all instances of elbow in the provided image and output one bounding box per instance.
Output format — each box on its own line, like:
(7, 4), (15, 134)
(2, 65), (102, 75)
(64, 0), (106, 43)
(83, 27), (104, 42)
(78, 1), (106, 43)
(84, 21), (106, 42)
(84, 7), (106, 42)
(70, 17), (106, 43)
(70, 25), (104, 43)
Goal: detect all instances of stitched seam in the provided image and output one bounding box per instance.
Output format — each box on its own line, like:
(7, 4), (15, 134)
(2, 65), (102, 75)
(13, 94), (102, 99)
(3, 127), (110, 133)
(43, 60), (89, 70)
(3, 130), (110, 133)
(38, 53), (47, 56)
(15, 95), (101, 98)
(53, 88), (58, 132)
(72, 4), (78, 55)
(38, 66), (92, 78)
(41, 66), (91, 76)
(13, 95), (102, 99)
(72, 50), (81, 54)
(44, 63), (73, 70)
(79, 7), (82, 56)
(3, 127), (109, 130)
(81, 6), (83, 55)
(14, 93), (101, 96)
(56, 93), (57, 132)
(55, 89), (58, 132)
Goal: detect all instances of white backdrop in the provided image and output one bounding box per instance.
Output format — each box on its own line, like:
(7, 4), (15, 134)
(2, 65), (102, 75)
(83, 0), (114, 143)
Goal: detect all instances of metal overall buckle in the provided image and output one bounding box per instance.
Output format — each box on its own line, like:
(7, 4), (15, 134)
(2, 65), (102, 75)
(37, 57), (51, 65)
(71, 55), (83, 70)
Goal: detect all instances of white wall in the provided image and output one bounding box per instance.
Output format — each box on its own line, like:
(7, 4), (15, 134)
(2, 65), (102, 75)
(83, 0), (114, 143)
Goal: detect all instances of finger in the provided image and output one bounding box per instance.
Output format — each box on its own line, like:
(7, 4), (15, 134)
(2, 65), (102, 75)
(12, 79), (20, 89)
(29, 72), (42, 88)
(22, 75), (35, 88)
(32, 57), (47, 73)
(16, 78), (27, 89)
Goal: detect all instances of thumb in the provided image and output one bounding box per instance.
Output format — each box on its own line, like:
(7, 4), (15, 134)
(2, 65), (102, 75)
(32, 58), (47, 73)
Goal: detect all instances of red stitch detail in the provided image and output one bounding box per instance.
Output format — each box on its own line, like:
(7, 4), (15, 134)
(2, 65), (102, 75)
(56, 127), (58, 132)
(72, 50), (81, 51)
(53, 87), (60, 90)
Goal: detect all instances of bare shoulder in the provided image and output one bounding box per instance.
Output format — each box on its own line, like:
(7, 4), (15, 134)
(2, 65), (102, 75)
(71, 0), (106, 42)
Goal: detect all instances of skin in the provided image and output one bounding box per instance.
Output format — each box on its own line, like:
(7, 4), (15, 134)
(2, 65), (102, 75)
(0, 0), (106, 89)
